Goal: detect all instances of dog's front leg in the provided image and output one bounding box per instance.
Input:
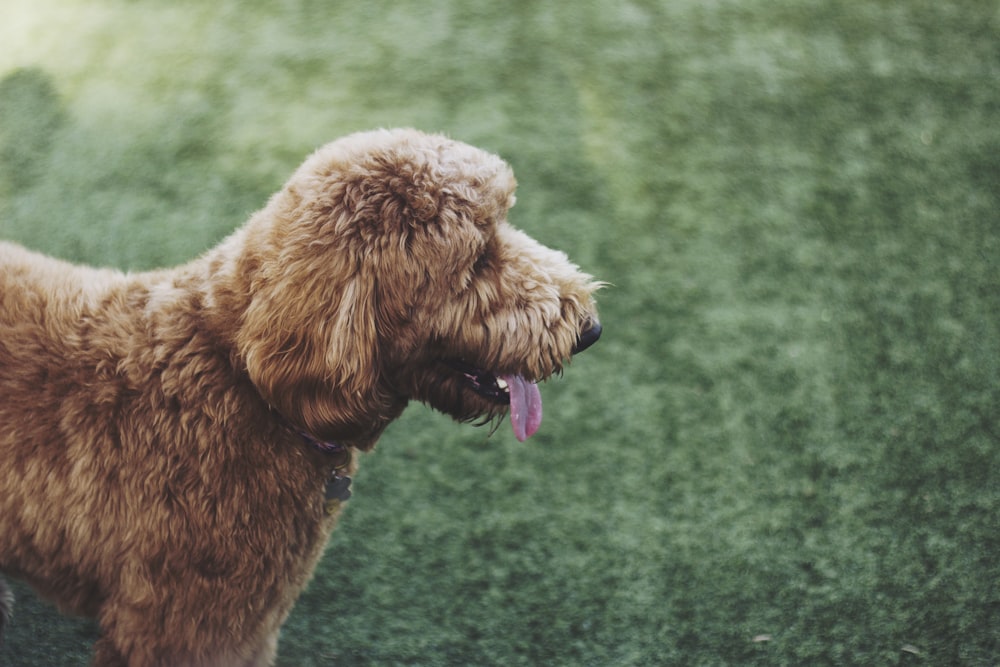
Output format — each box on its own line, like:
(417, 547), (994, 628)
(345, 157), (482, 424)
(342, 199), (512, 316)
(90, 621), (281, 667)
(91, 635), (129, 667)
(244, 630), (279, 667)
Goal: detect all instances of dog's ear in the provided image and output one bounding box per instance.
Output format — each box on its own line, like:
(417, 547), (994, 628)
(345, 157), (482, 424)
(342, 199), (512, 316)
(235, 221), (392, 442)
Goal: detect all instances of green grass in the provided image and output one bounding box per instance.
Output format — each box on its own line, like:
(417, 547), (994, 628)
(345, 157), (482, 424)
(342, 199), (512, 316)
(2, 0), (999, 664)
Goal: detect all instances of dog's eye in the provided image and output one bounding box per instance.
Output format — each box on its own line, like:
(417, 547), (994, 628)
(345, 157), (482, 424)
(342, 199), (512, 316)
(472, 249), (493, 274)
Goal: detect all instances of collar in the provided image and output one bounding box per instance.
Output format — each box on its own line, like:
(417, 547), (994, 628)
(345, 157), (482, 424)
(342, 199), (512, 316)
(298, 429), (348, 455)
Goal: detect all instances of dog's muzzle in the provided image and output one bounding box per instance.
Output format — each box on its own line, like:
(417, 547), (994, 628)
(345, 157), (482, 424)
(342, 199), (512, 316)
(572, 319), (602, 355)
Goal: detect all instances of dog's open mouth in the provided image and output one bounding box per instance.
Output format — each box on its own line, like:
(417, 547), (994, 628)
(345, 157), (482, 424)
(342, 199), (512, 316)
(443, 360), (542, 441)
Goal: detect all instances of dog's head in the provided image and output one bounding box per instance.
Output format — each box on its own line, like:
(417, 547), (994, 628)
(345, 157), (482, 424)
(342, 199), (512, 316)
(230, 129), (601, 448)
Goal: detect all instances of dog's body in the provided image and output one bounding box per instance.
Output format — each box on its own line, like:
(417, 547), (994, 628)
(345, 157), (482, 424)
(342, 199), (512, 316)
(0, 129), (600, 666)
(0, 243), (345, 666)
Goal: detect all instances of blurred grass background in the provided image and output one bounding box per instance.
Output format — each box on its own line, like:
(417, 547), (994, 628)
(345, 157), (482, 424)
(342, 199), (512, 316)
(2, 0), (999, 665)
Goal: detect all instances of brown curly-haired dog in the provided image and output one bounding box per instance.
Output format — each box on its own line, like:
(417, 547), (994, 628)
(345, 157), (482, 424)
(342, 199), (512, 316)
(0, 129), (601, 666)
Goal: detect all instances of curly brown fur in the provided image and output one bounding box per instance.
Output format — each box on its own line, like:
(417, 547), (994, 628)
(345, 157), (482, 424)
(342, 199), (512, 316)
(0, 128), (601, 666)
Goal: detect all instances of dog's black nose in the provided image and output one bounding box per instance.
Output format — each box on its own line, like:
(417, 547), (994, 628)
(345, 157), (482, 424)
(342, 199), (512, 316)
(572, 319), (602, 354)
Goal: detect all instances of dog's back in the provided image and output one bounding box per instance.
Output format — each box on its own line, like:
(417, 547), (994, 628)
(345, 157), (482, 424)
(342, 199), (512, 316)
(0, 241), (124, 316)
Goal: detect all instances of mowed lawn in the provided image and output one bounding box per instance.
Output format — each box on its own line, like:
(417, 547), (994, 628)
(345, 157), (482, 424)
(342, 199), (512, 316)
(2, 1), (999, 665)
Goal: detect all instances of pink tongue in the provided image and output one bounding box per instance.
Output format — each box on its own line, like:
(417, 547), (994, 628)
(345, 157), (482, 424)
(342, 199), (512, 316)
(502, 374), (542, 442)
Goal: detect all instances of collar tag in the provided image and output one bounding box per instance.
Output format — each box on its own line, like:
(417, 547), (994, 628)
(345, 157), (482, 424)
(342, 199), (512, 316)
(325, 474), (352, 503)
(324, 474), (352, 515)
